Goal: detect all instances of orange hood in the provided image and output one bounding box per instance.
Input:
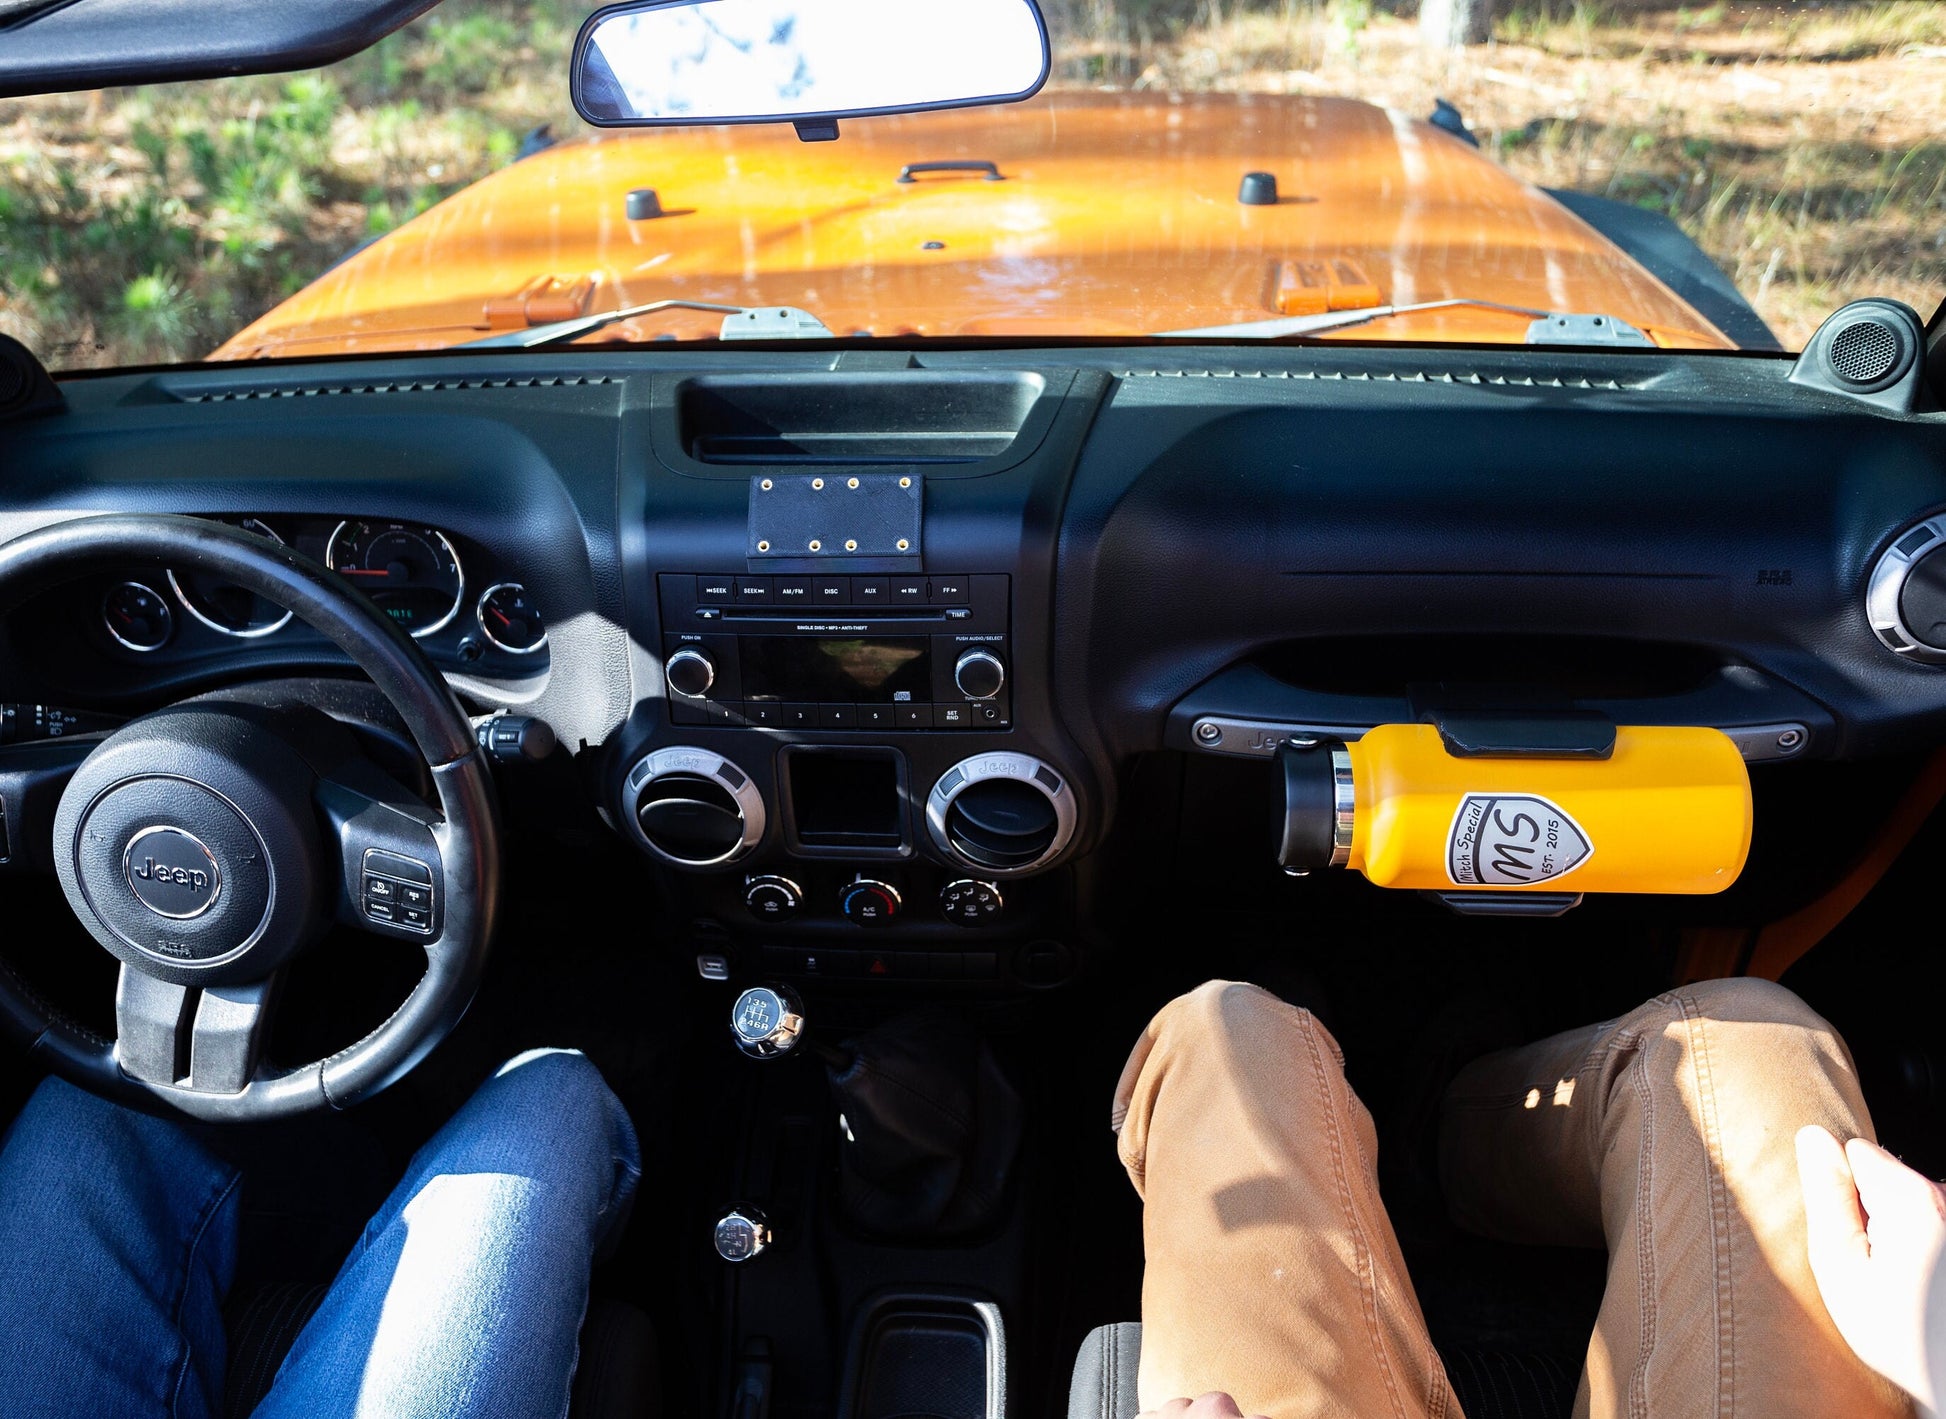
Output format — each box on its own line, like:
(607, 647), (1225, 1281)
(211, 91), (1735, 359)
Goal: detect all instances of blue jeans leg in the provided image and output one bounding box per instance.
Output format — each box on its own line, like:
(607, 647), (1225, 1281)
(254, 1049), (641, 1419)
(0, 1075), (242, 1419)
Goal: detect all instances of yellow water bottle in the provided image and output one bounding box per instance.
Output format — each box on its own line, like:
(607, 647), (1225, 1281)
(1275, 723), (1752, 896)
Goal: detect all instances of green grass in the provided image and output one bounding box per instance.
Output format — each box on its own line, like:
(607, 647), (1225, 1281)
(0, 0), (585, 366)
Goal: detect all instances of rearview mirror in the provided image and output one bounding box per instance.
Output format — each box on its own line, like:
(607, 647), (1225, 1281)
(571, 0), (1050, 135)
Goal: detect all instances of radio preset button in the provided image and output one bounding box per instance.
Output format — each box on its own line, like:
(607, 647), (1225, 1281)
(780, 705), (818, 727)
(818, 705), (856, 729)
(858, 705), (895, 728)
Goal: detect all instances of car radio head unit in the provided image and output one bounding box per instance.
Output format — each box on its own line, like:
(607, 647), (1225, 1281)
(656, 573), (1011, 731)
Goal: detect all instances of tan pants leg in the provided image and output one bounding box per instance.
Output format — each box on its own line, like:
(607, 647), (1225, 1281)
(1439, 977), (1913, 1419)
(1114, 981), (1460, 1419)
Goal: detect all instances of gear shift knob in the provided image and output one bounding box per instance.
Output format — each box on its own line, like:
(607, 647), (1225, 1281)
(730, 983), (807, 1060)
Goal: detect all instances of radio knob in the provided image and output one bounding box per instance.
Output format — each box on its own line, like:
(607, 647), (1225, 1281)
(666, 646), (715, 699)
(953, 648), (1006, 701)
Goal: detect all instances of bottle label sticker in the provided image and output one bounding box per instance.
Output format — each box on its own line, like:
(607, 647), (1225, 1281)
(1448, 794), (1593, 887)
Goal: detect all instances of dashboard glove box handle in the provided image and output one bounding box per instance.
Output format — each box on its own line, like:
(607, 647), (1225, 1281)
(747, 474), (922, 563)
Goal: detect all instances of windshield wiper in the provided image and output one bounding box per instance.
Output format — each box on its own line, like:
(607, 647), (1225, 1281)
(457, 299), (835, 349)
(1155, 298), (1653, 347)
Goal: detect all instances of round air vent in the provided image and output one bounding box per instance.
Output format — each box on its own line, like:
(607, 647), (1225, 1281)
(926, 753), (1077, 876)
(623, 747), (765, 867)
(1866, 517), (1946, 664)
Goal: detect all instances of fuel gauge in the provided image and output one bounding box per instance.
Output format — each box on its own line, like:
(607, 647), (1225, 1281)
(102, 581), (174, 652)
(477, 583), (546, 654)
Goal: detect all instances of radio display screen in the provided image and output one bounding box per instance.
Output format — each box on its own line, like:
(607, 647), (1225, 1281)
(740, 636), (931, 703)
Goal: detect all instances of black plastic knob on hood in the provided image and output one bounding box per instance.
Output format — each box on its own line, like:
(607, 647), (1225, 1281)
(1275, 740), (1341, 872)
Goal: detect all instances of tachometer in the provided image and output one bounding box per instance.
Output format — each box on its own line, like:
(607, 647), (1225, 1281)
(477, 582), (546, 654)
(326, 521), (464, 638)
(168, 517), (295, 638)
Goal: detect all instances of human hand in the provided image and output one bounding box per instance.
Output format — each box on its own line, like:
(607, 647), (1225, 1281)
(1139, 1394), (1269, 1419)
(1797, 1124), (1946, 1417)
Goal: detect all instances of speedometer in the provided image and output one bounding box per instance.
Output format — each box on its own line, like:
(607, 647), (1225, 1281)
(326, 521), (465, 638)
(168, 517), (295, 637)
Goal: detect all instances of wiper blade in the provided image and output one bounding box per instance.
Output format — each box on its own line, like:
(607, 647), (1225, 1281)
(1155, 299), (1653, 347)
(457, 299), (835, 349)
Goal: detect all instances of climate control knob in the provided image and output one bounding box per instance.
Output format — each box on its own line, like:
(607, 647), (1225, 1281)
(953, 648), (1006, 701)
(839, 878), (902, 927)
(665, 646), (716, 698)
(744, 875), (803, 921)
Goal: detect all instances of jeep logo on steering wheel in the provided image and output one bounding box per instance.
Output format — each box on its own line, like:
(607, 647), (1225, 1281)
(122, 826), (223, 921)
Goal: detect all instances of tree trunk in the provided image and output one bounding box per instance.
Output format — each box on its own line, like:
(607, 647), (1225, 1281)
(1419, 0), (1498, 47)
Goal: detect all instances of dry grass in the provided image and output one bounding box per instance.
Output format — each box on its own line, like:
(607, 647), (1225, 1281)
(1044, 0), (1946, 346)
(1, 0), (1941, 365)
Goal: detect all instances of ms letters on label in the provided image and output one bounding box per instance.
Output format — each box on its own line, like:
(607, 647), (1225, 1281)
(1448, 794), (1592, 886)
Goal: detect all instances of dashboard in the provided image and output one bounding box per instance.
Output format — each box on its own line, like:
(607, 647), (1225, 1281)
(2, 340), (1944, 989)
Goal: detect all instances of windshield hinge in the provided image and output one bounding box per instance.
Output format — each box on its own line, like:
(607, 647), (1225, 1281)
(720, 307), (837, 341)
(1525, 312), (1653, 347)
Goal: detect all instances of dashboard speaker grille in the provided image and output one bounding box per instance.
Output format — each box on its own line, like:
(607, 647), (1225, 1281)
(1830, 321), (1900, 385)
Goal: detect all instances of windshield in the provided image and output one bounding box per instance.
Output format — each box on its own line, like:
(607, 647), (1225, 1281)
(2, 0), (1941, 368)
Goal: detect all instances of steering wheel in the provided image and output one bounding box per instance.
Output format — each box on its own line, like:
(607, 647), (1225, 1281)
(0, 515), (501, 1121)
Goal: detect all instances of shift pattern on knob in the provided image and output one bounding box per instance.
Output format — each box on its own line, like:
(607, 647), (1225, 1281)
(953, 648), (1006, 700)
(665, 646), (715, 698)
(731, 984), (805, 1059)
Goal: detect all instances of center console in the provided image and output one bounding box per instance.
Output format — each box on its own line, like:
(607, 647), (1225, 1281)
(607, 367), (1107, 993)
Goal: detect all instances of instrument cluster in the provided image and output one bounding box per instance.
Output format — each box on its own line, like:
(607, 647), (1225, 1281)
(91, 515), (546, 671)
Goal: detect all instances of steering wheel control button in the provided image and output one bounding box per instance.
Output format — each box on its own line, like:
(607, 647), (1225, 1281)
(731, 984), (806, 1060)
(939, 879), (1003, 927)
(664, 646), (716, 699)
(361, 849), (435, 935)
(743, 875), (803, 921)
(713, 1207), (773, 1264)
(839, 878), (902, 927)
(123, 827), (223, 920)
